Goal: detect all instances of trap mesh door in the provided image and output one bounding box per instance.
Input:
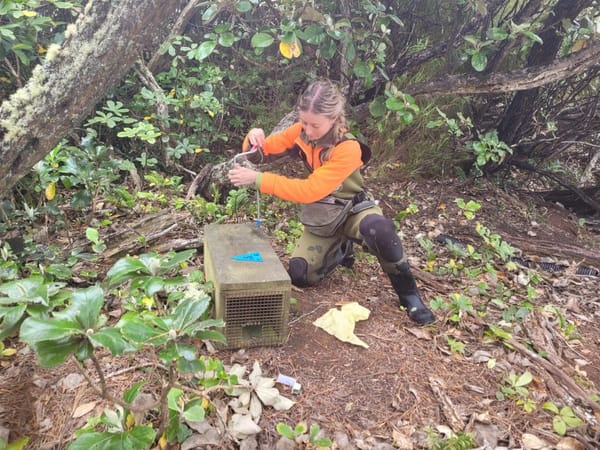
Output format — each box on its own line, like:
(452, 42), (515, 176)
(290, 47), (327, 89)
(222, 290), (289, 348)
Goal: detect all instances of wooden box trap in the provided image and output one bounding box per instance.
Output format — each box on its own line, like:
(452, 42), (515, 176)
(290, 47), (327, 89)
(204, 223), (291, 349)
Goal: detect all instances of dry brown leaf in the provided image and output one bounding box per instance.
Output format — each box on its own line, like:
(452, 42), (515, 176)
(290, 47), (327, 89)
(406, 327), (432, 340)
(72, 401), (98, 418)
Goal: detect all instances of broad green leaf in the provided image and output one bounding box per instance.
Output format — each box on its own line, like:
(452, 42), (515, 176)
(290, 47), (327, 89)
(45, 263), (73, 280)
(117, 313), (167, 345)
(191, 327), (227, 343)
(176, 343), (197, 361)
(515, 371), (533, 387)
(471, 51), (487, 72)
(399, 111), (414, 124)
(326, 28), (344, 40)
(177, 357), (204, 373)
(183, 401), (205, 422)
(20, 317), (81, 342)
(64, 285), (104, 329)
(90, 328), (135, 355)
(167, 388), (184, 411)
(489, 27), (508, 40)
(522, 30), (543, 44)
(202, 3), (219, 22)
(276, 422), (295, 440)
(142, 277), (164, 296)
(251, 32), (274, 48)
(368, 97), (386, 117)
(295, 423), (307, 434)
(319, 37), (336, 59)
(194, 40), (217, 60)
(344, 40), (356, 62)
(352, 60), (371, 78)
(123, 381), (146, 403)
(66, 425), (156, 450)
(159, 344), (179, 365)
(464, 34), (479, 46)
(0, 277), (65, 305)
(385, 97), (405, 111)
(542, 402), (559, 414)
(0, 304), (27, 339)
(235, 1), (252, 13)
(29, 337), (84, 367)
(85, 227), (99, 244)
(107, 257), (149, 285)
(171, 297), (209, 333)
(218, 32), (235, 47)
(553, 416), (567, 436)
(151, 250), (195, 272)
(299, 24), (326, 45)
(561, 406), (583, 427)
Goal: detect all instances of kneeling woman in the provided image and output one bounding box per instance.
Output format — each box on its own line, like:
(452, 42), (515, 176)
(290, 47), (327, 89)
(228, 79), (434, 325)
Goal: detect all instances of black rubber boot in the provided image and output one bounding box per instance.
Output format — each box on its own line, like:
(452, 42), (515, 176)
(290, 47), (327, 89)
(389, 267), (435, 325)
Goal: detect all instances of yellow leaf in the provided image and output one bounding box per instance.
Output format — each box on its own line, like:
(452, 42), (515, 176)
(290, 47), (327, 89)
(201, 397), (210, 409)
(45, 182), (56, 201)
(22, 10), (37, 17)
(279, 39), (302, 59)
(37, 44), (47, 54)
(571, 39), (586, 53)
(1, 347), (17, 357)
(142, 296), (154, 309)
(5, 436), (29, 450)
(158, 432), (168, 449)
(126, 412), (136, 429)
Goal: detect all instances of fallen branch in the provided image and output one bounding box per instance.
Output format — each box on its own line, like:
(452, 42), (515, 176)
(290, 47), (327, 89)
(506, 337), (600, 413)
(428, 377), (465, 432)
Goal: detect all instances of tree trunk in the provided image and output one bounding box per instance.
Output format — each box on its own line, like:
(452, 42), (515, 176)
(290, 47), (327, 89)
(405, 43), (600, 97)
(0, 0), (188, 197)
(497, 0), (594, 146)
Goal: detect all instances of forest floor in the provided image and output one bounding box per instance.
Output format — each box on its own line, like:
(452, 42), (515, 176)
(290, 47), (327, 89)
(1, 163), (599, 450)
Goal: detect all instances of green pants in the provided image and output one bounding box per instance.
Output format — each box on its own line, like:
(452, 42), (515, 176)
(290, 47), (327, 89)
(290, 203), (384, 285)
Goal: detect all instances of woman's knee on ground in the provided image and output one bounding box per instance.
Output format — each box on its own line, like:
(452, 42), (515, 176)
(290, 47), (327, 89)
(288, 257), (323, 287)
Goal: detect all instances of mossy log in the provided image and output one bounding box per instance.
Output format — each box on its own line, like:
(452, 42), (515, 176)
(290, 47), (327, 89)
(187, 110), (300, 201)
(0, 0), (189, 197)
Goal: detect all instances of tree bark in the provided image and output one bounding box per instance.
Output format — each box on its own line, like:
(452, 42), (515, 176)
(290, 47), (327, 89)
(0, 0), (188, 197)
(405, 42), (599, 97)
(497, 0), (594, 146)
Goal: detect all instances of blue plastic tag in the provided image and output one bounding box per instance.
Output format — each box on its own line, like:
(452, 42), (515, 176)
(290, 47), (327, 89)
(231, 251), (264, 262)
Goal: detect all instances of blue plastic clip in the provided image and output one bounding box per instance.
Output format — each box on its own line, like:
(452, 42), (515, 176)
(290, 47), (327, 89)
(231, 251), (263, 262)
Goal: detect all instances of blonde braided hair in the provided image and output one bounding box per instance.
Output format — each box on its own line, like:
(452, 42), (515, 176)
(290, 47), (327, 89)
(297, 79), (348, 147)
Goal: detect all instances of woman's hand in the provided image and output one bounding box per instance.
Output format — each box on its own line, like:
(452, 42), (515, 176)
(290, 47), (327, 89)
(247, 128), (266, 148)
(228, 164), (259, 187)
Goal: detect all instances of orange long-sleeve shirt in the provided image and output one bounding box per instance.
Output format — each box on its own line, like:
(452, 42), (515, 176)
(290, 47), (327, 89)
(244, 122), (365, 204)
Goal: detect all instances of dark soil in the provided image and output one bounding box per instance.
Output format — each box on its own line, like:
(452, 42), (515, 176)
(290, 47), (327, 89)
(1, 171), (599, 450)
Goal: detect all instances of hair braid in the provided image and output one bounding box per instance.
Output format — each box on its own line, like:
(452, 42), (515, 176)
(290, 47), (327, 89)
(298, 79), (347, 144)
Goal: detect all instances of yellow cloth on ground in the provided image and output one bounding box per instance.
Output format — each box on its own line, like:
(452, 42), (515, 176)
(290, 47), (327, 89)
(312, 302), (371, 348)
